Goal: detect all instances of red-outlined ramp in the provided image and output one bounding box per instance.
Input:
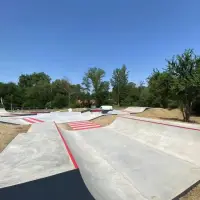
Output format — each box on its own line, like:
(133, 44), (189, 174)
(23, 117), (44, 124)
(67, 120), (101, 130)
(54, 122), (78, 169)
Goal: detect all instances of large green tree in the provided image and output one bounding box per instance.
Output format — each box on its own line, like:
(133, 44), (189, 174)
(110, 65), (129, 106)
(0, 82), (23, 110)
(167, 49), (200, 121)
(147, 69), (171, 108)
(18, 72), (51, 88)
(82, 67), (109, 106)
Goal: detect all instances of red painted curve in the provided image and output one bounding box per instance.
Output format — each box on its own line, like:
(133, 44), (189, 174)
(54, 122), (79, 169)
(23, 118), (36, 124)
(120, 116), (200, 131)
(29, 117), (44, 122)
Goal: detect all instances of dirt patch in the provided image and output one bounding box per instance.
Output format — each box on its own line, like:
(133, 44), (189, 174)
(57, 123), (72, 130)
(91, 115), (117, 126)
(177, 183), (200, 200)
(135, 108), (200, 124)
(0, 123), (30, 152)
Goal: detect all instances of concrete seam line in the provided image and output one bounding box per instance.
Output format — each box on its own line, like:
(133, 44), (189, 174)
(54, 122), (79, 169)
(120, 116), (200, 131)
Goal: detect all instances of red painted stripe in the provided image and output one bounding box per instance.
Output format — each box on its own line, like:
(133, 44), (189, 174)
(73, 125), (101, 130)
(68, 122), (95, 125)
(23, 118), (36, 124)
(28, 117), (44, 122)
(72, 124), (101, 128)
(120, 116), (200, 131)
(68, 120), (93, 123)
(69, 124), (100, 128)
(54, 122), (78, 169)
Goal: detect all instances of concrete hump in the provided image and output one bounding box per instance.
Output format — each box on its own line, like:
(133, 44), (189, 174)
(124, 107), (149, 113)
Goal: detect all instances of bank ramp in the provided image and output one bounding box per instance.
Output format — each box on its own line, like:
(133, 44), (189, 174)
(124, 107), (149, 113)
(60, 116), (200, 200)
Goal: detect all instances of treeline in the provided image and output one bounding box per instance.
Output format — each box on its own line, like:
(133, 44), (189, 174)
(1, 49), (200, 122)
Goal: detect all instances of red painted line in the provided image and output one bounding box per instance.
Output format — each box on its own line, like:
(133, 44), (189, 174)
(54, 122), (78, 169)
(72, 125), (101, 130)
(72, 124), (101, 128)
(69, 124), (101, 128)
(28, 117), (44, 123)
(23, 118), (36, 124)
(68, 121), (101, 130)
(68, 120), (94, 124)
(120, 116), (200, 131)
(68, 122), (95, 125)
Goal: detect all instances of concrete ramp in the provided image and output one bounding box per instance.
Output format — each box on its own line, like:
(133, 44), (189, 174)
(0, 122), (74, 188)
(0, 108), (9, 114)
(0, 112), (102, 125)
(124, 107), (149, 113)
(0, 117), (27, 125)
(61, 126), (200, 200)
(112, 116), (200, 166)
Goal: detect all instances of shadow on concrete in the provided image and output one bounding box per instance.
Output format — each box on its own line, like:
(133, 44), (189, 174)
(0, 169), (95, 200)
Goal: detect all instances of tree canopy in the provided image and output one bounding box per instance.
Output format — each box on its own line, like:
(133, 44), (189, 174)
(1, 48), (200, 122)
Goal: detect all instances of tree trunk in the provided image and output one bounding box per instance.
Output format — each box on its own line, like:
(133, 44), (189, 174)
(181, 102), (192, 122)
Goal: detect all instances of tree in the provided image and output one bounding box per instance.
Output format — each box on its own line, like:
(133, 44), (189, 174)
(137, 87), (150, 106)
(147, 69), (171, 108)
(82, 67), (109, 106)
(62, 78), (81, 108)
(52, 94), (67, 108)
(23, 81), (52, 109)
(18, 72), (51, 88)
(110, 65), (129, 106)
(0, 82), (23, 110)
(166, 49), (200, 122)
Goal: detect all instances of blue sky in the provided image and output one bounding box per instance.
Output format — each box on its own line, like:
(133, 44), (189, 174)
(1, 0), (200, 85)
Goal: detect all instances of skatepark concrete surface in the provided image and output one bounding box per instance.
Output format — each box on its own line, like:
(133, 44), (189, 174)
(110, 116), (200, 167)
(0, 108), (10, 116)
(60, 116), (200, 200)
(0, 116), (28, 125)
(1, 109), (200, 199)
(0, 111), (103, 125)
(124, 106), (150, 113)
(0, 122), (74, 188)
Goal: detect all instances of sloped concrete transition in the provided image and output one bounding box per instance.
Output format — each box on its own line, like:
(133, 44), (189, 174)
(61, 116), (200, 200)
(0, 109), (200, 199)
